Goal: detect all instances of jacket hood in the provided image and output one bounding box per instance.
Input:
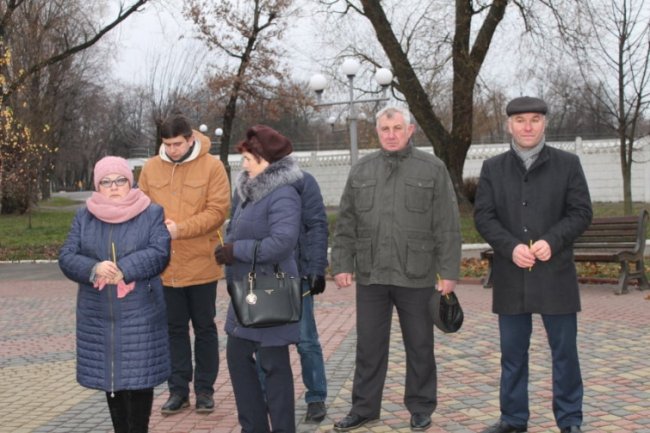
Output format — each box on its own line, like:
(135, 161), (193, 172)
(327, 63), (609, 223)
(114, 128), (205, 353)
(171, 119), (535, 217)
(235, 156), (302, 203)
(159, 129), (211, 164)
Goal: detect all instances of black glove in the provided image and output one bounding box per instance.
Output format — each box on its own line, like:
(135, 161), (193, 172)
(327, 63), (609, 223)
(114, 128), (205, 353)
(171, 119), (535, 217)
(308, 274), (326, 295)
(214, 243), (234, 265)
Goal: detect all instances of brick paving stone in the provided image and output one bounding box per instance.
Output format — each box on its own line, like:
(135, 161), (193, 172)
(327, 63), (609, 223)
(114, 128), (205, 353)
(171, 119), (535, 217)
(2, 268), (650, 432)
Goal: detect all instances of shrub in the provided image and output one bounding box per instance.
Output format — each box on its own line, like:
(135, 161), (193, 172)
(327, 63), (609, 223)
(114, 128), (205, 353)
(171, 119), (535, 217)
(463, 177), (479, 205)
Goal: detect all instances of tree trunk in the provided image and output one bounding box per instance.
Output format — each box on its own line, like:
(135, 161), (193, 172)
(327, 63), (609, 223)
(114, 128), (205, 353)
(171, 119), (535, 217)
(360, 0), (508, 204)
(620, 135), (633, 215)
(220, 90), (239, 183)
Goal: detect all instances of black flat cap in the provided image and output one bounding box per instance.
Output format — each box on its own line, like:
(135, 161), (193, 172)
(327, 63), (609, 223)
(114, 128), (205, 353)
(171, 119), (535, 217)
(506, 96), (548, 116)
(430, 291), (464, 334)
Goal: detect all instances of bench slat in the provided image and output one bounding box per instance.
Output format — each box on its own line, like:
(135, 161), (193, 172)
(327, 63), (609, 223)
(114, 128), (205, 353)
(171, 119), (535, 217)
(574, 242), (636, 249)
(574, 253), (619, 261)
(580, 227), (637, 238)
(590, 216), (638, 224)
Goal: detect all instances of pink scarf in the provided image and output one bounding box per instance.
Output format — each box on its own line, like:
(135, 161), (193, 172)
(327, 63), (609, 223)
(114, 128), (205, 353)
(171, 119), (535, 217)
(86, 188), (151, 224)
(86, 188), (152, 298)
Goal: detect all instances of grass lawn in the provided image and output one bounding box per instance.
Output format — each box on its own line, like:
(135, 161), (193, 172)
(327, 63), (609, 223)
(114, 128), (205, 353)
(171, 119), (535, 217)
(1, 199), (648, 279)
(0, 197), (77, 261)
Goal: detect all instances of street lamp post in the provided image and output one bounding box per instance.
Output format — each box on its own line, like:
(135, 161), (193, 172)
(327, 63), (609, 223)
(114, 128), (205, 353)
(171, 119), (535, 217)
(198, 124), (224, 156)
(309, 59), (393, 165)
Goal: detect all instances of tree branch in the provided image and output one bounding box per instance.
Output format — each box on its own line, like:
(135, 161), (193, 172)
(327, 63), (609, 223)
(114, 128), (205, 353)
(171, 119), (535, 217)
(2, 0), (149, 102)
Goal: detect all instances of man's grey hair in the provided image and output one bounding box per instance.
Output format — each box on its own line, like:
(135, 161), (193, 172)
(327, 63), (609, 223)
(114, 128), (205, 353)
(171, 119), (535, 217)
(375, 106), (412, 126)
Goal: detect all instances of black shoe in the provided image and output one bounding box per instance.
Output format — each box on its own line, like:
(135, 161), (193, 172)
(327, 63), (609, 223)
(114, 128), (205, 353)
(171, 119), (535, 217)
(333, 413), (378, 431)
(160, 394), (189, 415)
(304, 401), (327, 423)
(481, 420), (528, 433)
(560, 427), (582, 433)
(195, 393), (214, 414)
(410, 413), (432, 431)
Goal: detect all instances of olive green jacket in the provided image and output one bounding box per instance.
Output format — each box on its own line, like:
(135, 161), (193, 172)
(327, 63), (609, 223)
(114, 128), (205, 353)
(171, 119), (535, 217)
(331, 145), (461, 287)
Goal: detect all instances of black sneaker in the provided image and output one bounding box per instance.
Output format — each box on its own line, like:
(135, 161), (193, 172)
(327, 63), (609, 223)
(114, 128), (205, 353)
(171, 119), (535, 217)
(304, 401), (326, 423)
(160, 394), (189, 415)
(195, 393), (214, 414)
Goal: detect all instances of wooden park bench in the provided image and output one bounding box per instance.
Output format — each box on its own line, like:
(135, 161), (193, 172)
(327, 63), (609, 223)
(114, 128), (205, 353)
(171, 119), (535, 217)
(480, 209), (649, 294)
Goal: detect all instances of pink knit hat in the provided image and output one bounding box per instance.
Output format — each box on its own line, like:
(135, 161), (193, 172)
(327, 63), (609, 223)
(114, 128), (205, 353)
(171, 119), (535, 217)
(93, 156), (134, 190)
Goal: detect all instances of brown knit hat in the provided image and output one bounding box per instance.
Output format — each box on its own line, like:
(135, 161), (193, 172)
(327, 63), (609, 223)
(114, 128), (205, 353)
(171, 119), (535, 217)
(245, 125), (293, 163)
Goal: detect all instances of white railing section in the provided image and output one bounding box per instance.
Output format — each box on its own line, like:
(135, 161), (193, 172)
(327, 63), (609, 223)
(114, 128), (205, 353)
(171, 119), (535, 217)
(130, 137), (650, 206)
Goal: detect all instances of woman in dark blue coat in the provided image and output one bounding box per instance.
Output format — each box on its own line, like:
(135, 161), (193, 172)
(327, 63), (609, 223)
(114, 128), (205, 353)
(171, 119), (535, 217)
(215, 125), (302, 433)
(59, 156), (171, 433)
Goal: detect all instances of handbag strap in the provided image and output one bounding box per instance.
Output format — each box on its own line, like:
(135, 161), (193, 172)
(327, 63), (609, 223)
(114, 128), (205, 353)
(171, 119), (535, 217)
(250, 241), (260, 274)
(249, 240), (281, 276)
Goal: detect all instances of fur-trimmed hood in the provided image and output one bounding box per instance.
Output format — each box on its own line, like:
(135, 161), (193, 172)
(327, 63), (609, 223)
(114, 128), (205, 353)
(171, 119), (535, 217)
(235, 156), (302, 203)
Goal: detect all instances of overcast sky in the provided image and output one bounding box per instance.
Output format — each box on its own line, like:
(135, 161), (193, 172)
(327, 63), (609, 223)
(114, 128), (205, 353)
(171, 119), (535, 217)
(109, 0), (325, 86)
(106, 0), (548, 98)
(110, 2), (187, 84)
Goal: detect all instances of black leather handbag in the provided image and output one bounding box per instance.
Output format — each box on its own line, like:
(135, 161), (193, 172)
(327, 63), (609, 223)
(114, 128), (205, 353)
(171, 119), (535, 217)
(430, 291), (464, 333)
(228, 241), (302, 328)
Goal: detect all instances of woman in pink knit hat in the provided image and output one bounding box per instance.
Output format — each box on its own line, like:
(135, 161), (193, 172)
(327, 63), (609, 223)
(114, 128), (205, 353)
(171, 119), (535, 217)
(59, 156), (171, 433)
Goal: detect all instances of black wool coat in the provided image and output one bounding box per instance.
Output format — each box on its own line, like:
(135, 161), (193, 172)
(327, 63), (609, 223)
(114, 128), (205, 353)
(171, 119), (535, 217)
(473, 145), (593, 314)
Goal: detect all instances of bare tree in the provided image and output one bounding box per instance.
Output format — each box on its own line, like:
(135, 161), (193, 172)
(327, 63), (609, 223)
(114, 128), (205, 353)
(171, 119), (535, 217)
(573, 0), (650, 213)
(538, 69), (614, 140)
(0, 0), (150, 212)
(143, 45), (206, 155)
(316, 0), (507, 205)
(0, 0), (150, 105)
(183, 0), (297, 174)
(6, 0), (116, 201)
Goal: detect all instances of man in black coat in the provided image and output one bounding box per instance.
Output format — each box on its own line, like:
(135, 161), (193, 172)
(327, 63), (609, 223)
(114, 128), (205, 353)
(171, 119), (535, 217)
(474, 96), (592, 433)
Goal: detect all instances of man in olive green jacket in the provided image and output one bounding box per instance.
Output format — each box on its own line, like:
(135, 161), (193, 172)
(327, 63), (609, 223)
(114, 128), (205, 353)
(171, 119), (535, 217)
(331, 106), (461, 432)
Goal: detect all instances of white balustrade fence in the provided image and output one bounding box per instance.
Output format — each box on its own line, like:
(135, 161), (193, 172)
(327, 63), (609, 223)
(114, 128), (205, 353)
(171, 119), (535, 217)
(131, 137), (650, 206)
(462, 137), (650, 204)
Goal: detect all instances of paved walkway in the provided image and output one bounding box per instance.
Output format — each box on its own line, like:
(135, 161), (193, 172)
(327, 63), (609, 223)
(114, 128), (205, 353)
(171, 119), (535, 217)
(1, 263), (649, 433)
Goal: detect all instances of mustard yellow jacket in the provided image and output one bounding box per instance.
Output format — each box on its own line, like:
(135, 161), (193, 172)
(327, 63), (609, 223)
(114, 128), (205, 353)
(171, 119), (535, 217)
(138, 130), (230, 287)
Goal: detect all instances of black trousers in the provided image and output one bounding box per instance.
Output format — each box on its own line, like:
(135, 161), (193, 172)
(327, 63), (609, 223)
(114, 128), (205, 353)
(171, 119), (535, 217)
(351, 284), (437, 418)
(105, 389), (154, 433)
(163, 281), (218, 397)
(227, 335), (295, 433)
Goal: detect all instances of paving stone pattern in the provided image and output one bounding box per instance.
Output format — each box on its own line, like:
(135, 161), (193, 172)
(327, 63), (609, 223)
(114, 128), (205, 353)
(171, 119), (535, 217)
(1, 267), (649, 433)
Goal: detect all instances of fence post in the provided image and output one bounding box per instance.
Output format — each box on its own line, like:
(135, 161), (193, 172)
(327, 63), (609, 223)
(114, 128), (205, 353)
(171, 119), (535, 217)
(574, 136), (583, 156)
(642, 137), (650, 202)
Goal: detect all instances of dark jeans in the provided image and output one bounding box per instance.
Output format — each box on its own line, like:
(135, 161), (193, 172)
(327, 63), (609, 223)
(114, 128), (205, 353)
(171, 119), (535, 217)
(498, 313), (583, 429)
(105, 389), (154, 433)
(296, 279), (327, 404)
(227, 335), (295, 433)
(352, 284), (437, 418)
(163, 282), (218, 397)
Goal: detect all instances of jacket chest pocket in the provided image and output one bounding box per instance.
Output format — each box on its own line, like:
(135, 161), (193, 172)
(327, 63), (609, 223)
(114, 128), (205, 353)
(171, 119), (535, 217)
(404, 178), (434, 213)
(147, 178), (171, 205)
(182, 178), (207, 208)
(352, 179), (376, 212)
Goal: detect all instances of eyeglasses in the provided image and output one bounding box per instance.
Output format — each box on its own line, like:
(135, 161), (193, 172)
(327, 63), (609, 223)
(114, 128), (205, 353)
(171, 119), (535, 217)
(99, 177), (129, 188)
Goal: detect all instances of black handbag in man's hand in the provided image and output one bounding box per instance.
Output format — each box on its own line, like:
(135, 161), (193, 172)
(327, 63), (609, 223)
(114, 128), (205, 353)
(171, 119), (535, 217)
(228, 241), (302, 328)
(430, 291), (464, 333)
